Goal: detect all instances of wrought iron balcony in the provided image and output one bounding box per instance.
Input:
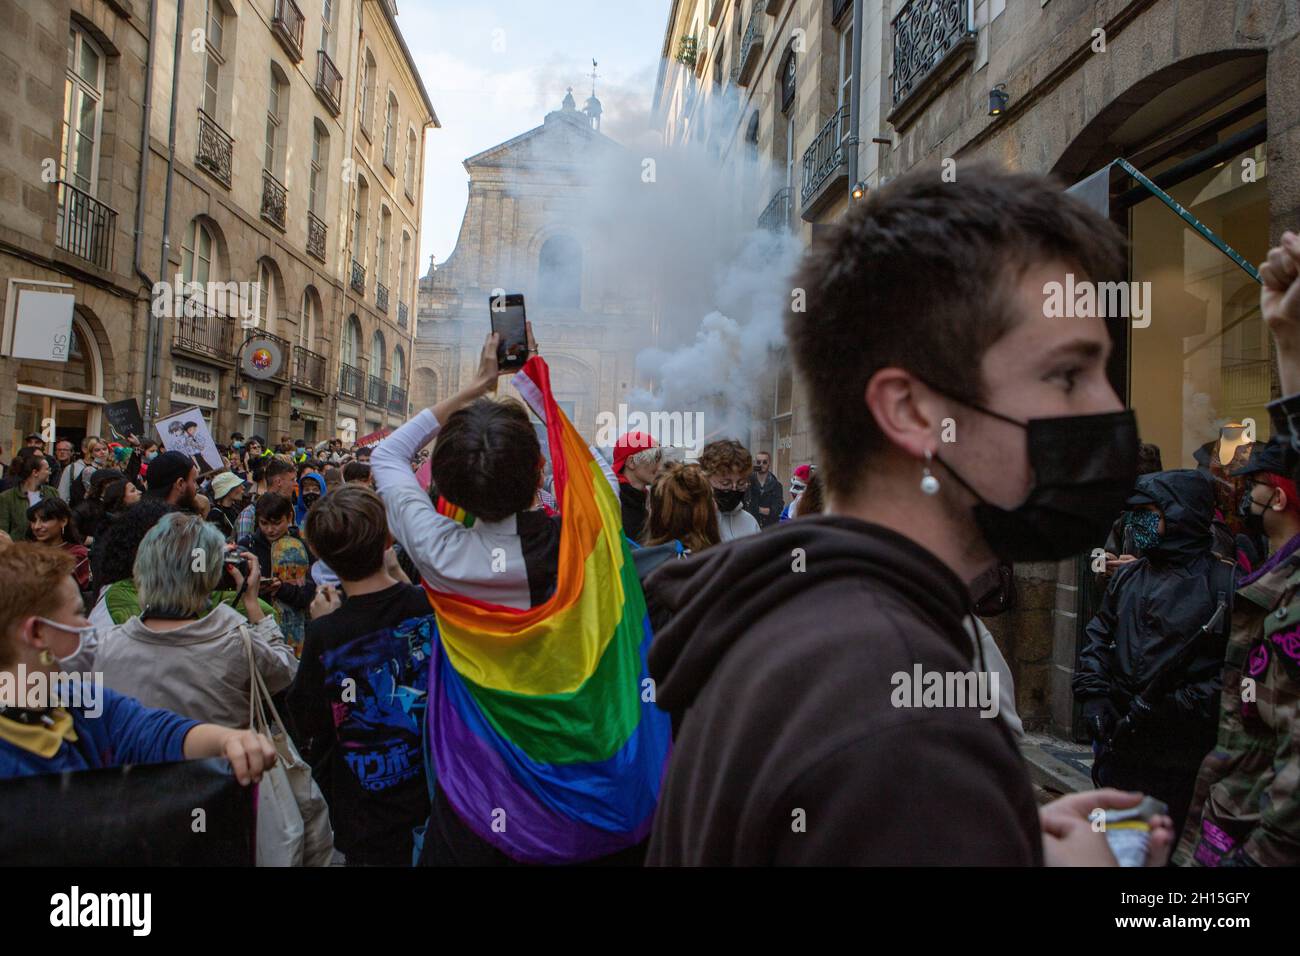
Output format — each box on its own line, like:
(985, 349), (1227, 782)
(271, 0), (305, 62)
(338, 362), (365, 400)
(892, 0), (976, 108)
(366, 374), (388, 408)
(737, 2), (765, 86)
(315, 49), (343, 117)
(397, 301), (409, 330)
(196, 109), (233, 188)
(801, 105), (850, 207)
(306, 210), (327, 262)
(55, 180), (117, 270)
(758, 186), (793, 233)
(291, 344), (327, 393)
(350, 259), (366, 294)
(387, 384), (407, 414)
(376, 281), (389, 313)
(173, 297), (236, 361)
(261, 169), (287, 231)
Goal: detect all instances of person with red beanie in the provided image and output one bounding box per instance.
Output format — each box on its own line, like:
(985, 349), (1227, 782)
(612, 431), (660, 542)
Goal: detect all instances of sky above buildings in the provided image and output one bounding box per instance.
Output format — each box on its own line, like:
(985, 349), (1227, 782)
(399, 0), (669, 274)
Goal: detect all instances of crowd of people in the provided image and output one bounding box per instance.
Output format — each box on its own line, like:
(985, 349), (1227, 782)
(1, 163), (1298, 869)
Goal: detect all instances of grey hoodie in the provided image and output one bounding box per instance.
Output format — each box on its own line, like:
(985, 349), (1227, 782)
(97, 603), (298, 728)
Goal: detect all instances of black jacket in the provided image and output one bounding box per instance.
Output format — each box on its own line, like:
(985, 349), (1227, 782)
(619, 481), (648, 543)
(744, 471), (784, 529)
(1074, 470), (1234, 764)
(642, 515), (1042, 865)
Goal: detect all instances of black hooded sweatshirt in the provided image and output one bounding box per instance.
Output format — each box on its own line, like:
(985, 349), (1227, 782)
(642, 514), (1042, 866)
(1074, 469), (1234, 765)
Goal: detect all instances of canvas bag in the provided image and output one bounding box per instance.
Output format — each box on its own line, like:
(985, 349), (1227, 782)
(242, 625), (334, 866)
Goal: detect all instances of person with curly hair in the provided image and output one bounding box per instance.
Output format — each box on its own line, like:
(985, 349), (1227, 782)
(698, 439), (760, 542)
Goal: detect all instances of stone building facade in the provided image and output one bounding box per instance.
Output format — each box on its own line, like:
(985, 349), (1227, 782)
(0, 0), (436, 455)
(413, 94), (657, 441)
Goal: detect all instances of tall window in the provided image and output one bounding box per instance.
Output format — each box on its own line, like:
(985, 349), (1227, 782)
(62, 26), (104, 193)
(360, 50), (377, 135)
(342, 315), (360, 367)
(181, 219), (214, 287)
(319, 0), (334, 56)
(838, 23), (854, 142)
(299, 289), (317, 350)
(265, 65), (288, 177)
(376, 206), (391, 283)
(369, 331), (385, 378)
(309, 121), (329, 216)
(203, 0), (227, 119)
(352, 176), (369, 263)
(383, 92), (398, 169)
(391, 345), (405, 387)
(256, 260), (278, 335)
(780, 48), (796, 113)
(404, 129), (417, 196)
(399, 232), (411, 298)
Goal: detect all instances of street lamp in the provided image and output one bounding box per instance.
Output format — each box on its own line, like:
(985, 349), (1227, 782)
(988, 84), (1009, 117)
(851, 181), (868, 201)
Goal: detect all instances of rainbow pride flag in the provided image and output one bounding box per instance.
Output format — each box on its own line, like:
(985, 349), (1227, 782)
(434, 495), (474, 528)
(421, 356), (670, 863)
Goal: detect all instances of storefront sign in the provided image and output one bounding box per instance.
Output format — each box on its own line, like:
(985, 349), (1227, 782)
(170, 360), (220, 409)
(8, 289), (75, 361)
(241, 336), (285, 380)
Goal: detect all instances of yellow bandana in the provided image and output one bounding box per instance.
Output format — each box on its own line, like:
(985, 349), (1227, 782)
(0, 709), (78, 758)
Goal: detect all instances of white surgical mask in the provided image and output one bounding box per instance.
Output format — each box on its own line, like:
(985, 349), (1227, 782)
(37, 617), (95, 664)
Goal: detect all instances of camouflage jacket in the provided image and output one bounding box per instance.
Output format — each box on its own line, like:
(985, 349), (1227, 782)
(1175, 546), (1300, 866)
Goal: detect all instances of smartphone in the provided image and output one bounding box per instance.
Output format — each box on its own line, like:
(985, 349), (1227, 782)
(489, 292), (529, 371)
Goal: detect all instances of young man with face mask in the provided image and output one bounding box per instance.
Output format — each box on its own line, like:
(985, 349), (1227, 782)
(699, 440), (760, 543)
(1074, 470), (1233, 837)
(1174, 436), (1300, 866)
(642, 164), (1171, 866)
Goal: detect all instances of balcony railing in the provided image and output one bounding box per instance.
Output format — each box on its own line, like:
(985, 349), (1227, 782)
(271, 0), (305, 62)
(339, 362), (365, 400)
(55, 180), (117, 270)
(315, 49), (343, 116)
(397, 301), (409, 330)
(291, 344), (327, 393)
(196, 109), (233, 188)
(367, 374), (388, 408)
(892, 0), (975, 107)
(261, 170), (287, 231)
(350, 259), (366, 294)
(306, 210), (327, 262)
(758, 186), (793, 233)
(173, 297), (237, 361)
(387, 384), (407, 414)
(801, 105), (850, 206)
(376, 282), (389, 313)
(737, 2), (765, 86)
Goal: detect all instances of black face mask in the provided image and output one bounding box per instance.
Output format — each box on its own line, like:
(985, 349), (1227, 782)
(933, 398), (1139, 562)
(1238, 486), (1272, 538)
(714, 488), (744, 513)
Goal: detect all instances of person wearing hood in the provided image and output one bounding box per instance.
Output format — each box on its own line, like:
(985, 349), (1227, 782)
(1175, 437), (1300, 866)
(1074, 469), (1235, 836)
(642, 164), (1173, 866)
(295, 470), (327, 527)
(207, 471), (247, 542)
(699, 439), (760, 543)
(97, 514), (298, 727)
(612, 431), (660, 542)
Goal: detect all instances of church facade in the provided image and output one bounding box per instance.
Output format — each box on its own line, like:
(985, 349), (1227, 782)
(413, 91), (657, 441)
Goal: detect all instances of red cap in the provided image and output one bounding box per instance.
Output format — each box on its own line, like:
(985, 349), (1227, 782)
(793, 464), (814, 482)
(612, 431), (657, 483)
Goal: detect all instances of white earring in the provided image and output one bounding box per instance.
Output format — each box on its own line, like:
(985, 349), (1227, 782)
(920, 451), (940, 496)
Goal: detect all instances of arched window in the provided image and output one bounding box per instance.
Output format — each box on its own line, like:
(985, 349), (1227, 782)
(369, 330), (385, 377)
(181, 219), (214, 288)
(391, 344), (405, 387)
(538, 235), (582, 309)
(62, 25), (105, 193)
(309, 120), (329, 216)
(360, 49), (377, 135)
(399, 231), (411, 298)
(404, 128), (418, 196)
(265, 63), (288, 178)
(376, 205), (391, 283)
(342, 315), (361, 366)
(299, 288), (318, 350)
(383, 92), (399, 170)
(780, 47), (797, 113)
(256, 259), (280, 335)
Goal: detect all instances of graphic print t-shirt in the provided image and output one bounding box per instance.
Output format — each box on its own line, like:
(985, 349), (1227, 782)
(288, 583), (434, 865)
(271, 535), (311, 654)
